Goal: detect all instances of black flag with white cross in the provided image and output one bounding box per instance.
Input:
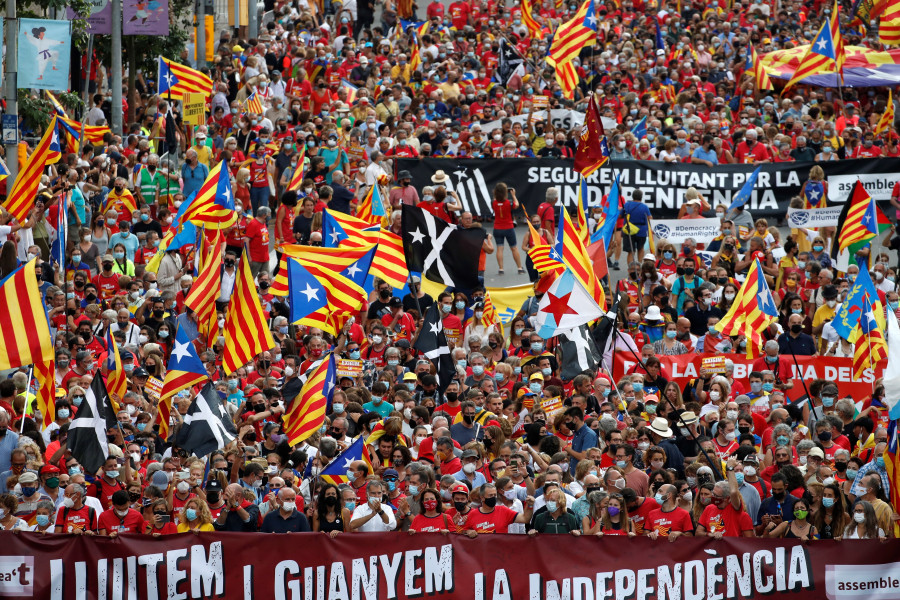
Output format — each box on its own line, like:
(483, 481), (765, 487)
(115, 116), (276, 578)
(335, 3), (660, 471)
(413, 302), (456, 391)
(401, 204), (483, 289)
(175, 382), (238, 457)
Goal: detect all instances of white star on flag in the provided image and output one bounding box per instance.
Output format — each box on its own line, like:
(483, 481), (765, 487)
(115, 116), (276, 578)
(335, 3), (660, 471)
(171, 340), (193, 363)
(807, 189), (820, 201)
(221, 187), (232, 203)
(345, 263), (361, 278)
(410, 228), (426, 244)
(816, 38), (827, 51)
(301, 283), (320, 301)
(330, 230), (342, 244)
(164, 72), (175, 87)
(429, 322), (442, 335)
(342, 457), (354, 469)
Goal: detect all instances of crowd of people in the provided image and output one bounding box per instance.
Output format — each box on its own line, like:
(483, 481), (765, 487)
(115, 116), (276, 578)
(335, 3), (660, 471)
(0, 0), (898, 542)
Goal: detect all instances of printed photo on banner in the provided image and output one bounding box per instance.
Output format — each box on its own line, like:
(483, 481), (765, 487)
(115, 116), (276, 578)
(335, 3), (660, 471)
(67, 0), (112, 35)
(17, 19), (71, 91)
(650, 218), (721, 244)
(123, 0), (170, 36)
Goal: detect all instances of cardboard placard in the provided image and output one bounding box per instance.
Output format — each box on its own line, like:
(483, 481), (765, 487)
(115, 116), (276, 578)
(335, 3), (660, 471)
(183, 92), (207, 127)
(335, 358), (363, 378)
(145, 376), (164, 401)
(540, 396), (563, 414)
(701, 356), (727, 375)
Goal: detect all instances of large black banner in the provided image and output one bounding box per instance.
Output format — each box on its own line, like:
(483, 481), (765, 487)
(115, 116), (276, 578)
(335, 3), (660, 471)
(397, 157), (900, 220)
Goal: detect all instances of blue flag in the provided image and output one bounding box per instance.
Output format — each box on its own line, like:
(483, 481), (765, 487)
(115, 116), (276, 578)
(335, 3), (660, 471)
(319, 436), (368, 482)
(593, 174), (621, 250)
(322, 210), (349, 248)
(287, 258), (328, 323)
(728, 166), (761, 211)
(631, 116), (647, 140)
(654, 17), (665, 52)
(833, 262), (882, 342)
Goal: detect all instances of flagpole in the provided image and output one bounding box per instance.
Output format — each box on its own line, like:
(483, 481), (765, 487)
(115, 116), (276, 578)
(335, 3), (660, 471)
(20, 364), (33, 433)
(864, 292), (876, 393)
(783, 335), (816, 411)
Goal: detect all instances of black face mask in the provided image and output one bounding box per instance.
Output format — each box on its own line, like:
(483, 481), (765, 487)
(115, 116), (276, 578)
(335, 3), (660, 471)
(676, 267), (685, 276)
(772, 491), (785, 501)
(259, 360), (271, 370)
(790, 324), (803, 334)
(224, 260), (235, 268)
(254, 403), (267, 413)
(379, 290), (390, 299)
(463, 415), (474, 425)
(684, 268), (695, 276)
(206, 492), (220, 504)
(129, 491), (141, 502)
(445, 392), (458, 403)
(453, 501), (467, 512)
(738, 426), (751, 435)
(324, 495), (339, 506)
(483, 497), (497, 508)
(585, 486), (601, 495)
(833, 462), (847, 472)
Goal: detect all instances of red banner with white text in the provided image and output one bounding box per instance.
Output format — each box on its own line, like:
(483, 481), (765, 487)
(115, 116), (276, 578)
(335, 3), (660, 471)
(1, 532), (899, 600)
(613, 351), (885, 403)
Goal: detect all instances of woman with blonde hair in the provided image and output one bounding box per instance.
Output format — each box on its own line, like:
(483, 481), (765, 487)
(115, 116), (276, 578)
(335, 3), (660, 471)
(177, 497), (214, 532)
(234, 167), (251, 213)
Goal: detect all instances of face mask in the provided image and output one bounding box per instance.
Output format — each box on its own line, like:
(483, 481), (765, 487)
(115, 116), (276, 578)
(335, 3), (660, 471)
(63, 496), (75, 509)
(726, 410), (738, 421)
(762, 383), (774, 392)
(876, 456), (886, 469)
(776, 435), (790, 447)
(638, 441), (651, 452)
(632, 382), (643, 392)
(473, 365), (485, 376)
(846, 469), (858, 480)
(176, 481), (190, 493)
(407, 484), (420, 496)
(463, 463), (477, 475)
(530, 382), (542, 394)
(106, 469), (120, 479)
(349, 350), (361, 360)
(371, 335), (383, 345)
(822, 396), (835, 407)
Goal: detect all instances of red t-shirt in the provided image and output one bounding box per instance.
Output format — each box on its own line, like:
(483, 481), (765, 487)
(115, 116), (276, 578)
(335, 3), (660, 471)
(699, 503), (753, 537)
(646, 507), (694, 537)
(448, 1), (471, 28)
(492, 198), (516, 230)
(628, 497), (659, 535)
(245, 218), (270, 262)
(463, 505), (518, 533)
(55, 504), (98, 533)
(93, 272), (121, 299)
(98, 508), (146, 534)
(92, 477), (126, 511)
(411, 513), (448, 532)
(713, 438), (739, 460)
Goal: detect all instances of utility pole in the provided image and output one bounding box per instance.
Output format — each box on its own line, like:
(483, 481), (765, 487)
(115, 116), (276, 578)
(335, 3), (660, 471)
(249, 0), (259, 40)
(5, 0), (18, 182)
(111, 0), (123, 136)
(196, 0), (206, 70)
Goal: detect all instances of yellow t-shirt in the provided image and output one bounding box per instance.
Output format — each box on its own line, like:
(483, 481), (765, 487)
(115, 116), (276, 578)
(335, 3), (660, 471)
(176, 522), (214, 533)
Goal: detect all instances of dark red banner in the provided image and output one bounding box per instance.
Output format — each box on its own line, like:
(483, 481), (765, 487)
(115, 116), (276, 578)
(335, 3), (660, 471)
(612, 351), (885, 403)
(1, 531), (899, 600)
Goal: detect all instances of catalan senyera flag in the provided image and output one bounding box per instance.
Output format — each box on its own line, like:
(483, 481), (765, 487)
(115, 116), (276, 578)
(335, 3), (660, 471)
(222, 249), (276, 375)
(180, 160), (237, 230)
(159, 326), (209, 441)
(715, 258), (779, 358)
(553, 205), (605, 308)
(318, 436), (373, 484)
(46, 90), (111, 148)
(184, 232), (224, 322)
(852, 293), (888, 379)
(575, 176), (590, 247)
(481, 290), (504, 336)
(746, 43), (774, 92)
(783, 1), (844, 93)
(33, 359), (56, 428)
(522, 0), (543, 38)
(880, 0), (900, 45)
(271, 245), (373, 296)
(409, 35), (423, 74)
(283, 353), (336, 445)
(157, 56), (214, 100)
(355, 182), (387, 226)
(287, 147), (307, 191)
(574, 95), (609, 177)
(876, 90), (895, 136)
(524, 212), (564, 275)
(0, 259), (53, 370)
(293, 258), (367, 315)
(104, 329), (126, 410)
(100, 188), (139, 218)
(837, 180), (879, 254)
(555, 60), (579, 99)
(327, 210), (408, 287)
(885, 419), (900, 537)
(546, 0), (598, 68)
(245, 90), (264, 115)
(3, 117), (62, 224)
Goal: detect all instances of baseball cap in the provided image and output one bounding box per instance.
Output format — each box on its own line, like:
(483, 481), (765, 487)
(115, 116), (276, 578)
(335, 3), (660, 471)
(451, 483), (470, 495)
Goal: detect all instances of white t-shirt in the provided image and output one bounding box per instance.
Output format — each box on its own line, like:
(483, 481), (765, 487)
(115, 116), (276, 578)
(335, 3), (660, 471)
(351, 502), (397, 532)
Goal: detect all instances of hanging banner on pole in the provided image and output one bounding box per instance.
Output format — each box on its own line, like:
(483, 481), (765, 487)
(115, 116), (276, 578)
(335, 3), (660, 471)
(123, 0), (170, 35)
(67, 0), (112, 35)
(17, 19), (72, 91)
